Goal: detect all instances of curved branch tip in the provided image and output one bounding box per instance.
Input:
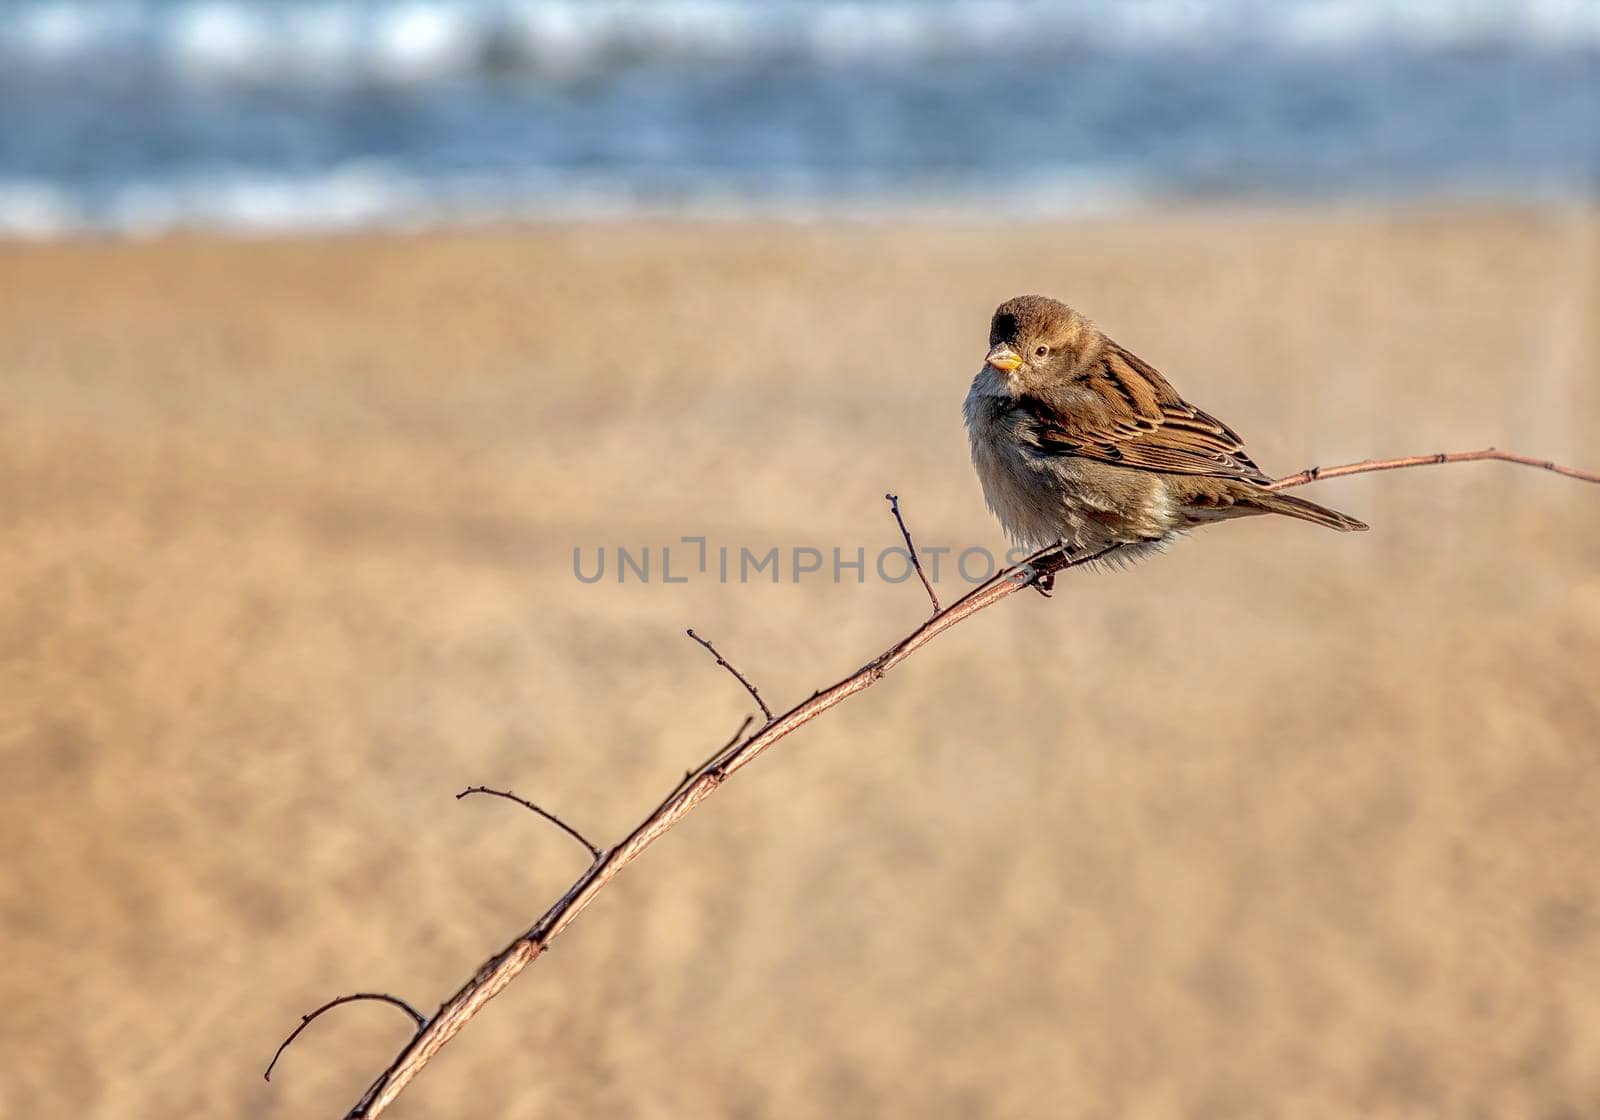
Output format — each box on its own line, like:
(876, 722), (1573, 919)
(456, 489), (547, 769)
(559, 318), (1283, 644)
(264, 992), (425, 1083)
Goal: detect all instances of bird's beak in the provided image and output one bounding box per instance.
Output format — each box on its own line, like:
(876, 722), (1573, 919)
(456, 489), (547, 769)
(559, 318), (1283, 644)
(986, 345), (1023, 373)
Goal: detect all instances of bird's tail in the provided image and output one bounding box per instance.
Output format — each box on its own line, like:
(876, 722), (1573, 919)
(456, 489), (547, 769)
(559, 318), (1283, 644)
(1251, 491), (1369, 532)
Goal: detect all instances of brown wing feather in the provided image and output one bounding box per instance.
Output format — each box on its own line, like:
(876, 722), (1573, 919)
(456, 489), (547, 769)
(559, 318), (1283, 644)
(1025, 342), (1271, 483)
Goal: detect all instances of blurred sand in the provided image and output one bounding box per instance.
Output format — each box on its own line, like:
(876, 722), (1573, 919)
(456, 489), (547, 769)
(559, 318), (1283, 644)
(2, 208), (1598, 1119)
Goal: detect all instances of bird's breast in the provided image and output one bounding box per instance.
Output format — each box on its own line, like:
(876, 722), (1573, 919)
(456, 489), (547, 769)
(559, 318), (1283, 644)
(965, 384), (1081, 548)
(964, 380), (1183, 551)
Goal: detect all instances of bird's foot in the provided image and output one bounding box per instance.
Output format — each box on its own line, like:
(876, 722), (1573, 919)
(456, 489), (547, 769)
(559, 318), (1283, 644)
(1030, 570), (1055, 597)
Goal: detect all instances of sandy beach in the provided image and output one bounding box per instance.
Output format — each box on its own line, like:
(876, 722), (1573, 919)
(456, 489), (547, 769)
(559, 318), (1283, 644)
(4, 207), (1599, 1117)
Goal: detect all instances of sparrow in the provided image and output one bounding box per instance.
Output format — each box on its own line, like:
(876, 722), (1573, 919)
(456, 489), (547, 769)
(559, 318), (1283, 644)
(965, 295), (1367, 566)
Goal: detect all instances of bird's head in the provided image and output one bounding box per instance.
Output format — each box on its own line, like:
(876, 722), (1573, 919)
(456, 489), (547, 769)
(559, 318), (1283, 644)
(983, 294), (1095, 394)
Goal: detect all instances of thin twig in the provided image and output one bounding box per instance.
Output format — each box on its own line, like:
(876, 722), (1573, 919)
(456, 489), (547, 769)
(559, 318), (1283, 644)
(265, 993), (426, 1082)
(685, 629), (773, 720)
(650, 713), (756, 820)
(305, 444), (1597, 1119)
(456, 787), (602, 860)
(1267, 446), (1600, 490)
(884, 493), (941, 613)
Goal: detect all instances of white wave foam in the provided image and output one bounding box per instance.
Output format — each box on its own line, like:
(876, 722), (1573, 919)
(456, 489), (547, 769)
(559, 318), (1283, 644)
(0, 163), (1158, 238)
(0, 180), (81, 239)
(2, 1), (1594, 87)
(5, 162), (1591, 240)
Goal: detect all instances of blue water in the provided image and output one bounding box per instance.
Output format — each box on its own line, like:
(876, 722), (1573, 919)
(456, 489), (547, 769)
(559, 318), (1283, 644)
(1, 1), (1596, 235)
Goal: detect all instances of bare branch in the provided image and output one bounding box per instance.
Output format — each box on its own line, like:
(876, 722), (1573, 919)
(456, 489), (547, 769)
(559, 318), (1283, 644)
(265, 993), (426, 1082)
(335, 542), (1106, 1119)
(1267, 446), (1600, 491)
(685, 629), (773, 720)
(456, 787), (602, 861)
(884, 493), (941, 613)
(299, 444), (1597, 1119)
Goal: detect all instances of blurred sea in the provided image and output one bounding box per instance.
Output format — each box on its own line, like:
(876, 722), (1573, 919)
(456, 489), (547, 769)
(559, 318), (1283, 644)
(1, 0), (1596, 236)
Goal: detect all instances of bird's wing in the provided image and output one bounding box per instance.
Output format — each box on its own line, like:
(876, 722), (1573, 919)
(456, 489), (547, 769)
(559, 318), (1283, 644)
(1024, 341), (1272, 482)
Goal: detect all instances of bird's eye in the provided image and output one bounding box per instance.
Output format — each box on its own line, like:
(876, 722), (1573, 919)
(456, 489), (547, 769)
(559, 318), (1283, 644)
(1034, 345), (1049, 358)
